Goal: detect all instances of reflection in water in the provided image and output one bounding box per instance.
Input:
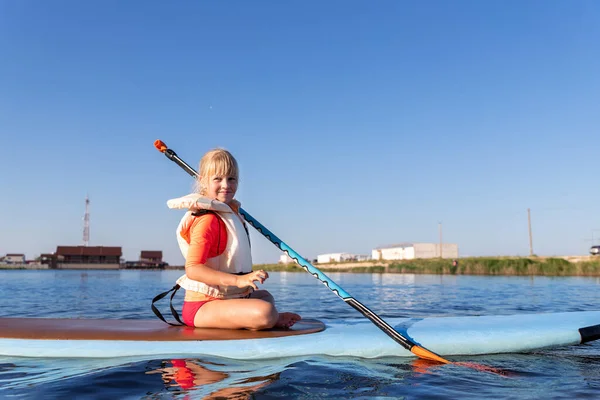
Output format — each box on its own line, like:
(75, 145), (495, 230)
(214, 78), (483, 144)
(375, 273), (416, 286)
(148, 359), (280, 399)
(410, 358), (446, 376)
(410, 357), (516, 378)
(279, 271), (289, 285)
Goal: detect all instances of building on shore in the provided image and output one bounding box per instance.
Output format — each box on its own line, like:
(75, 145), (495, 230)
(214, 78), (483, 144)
(122, 250), (168, 269)
(41, 246), (122, 269)
(279, 254), (294, 264)
(316, 253), (369, 264)
(2, 253), (26, 264)
(372, 243), (459, 260)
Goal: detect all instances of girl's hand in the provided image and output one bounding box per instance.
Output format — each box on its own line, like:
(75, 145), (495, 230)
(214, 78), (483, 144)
(234, 270), (269, 290)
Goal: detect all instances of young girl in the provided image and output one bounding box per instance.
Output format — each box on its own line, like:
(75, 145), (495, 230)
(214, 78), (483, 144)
(167, 148), (301, 330)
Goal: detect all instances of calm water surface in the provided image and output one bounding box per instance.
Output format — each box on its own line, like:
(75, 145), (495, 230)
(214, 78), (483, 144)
(1, 270), (600, 399)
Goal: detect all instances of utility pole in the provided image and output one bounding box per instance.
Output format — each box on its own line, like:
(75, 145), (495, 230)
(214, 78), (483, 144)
(83, 195), (90, 247)
(527, 208), (533, 256)
(592, 229), (600, 245)
(585, 229), (600, 247)
(439, 222), (443, 258)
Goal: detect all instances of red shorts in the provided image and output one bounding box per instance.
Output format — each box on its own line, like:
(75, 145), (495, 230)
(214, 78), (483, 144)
(182, 299), (218, 326)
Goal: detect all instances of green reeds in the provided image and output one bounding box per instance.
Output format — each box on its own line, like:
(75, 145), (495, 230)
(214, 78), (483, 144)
(257, 257), (600, 276)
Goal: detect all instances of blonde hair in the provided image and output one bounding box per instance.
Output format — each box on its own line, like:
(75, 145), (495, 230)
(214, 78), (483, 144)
(195, 148), (239, 195)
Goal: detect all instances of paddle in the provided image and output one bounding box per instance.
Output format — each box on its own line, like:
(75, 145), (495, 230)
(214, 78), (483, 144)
(153, 139), (520, 376)
(153, 139), (450, 363)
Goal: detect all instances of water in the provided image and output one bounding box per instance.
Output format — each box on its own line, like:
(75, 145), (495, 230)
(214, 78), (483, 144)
(1, 270), (600, 399)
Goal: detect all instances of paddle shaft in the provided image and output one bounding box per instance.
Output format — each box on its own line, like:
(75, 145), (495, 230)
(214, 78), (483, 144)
(156, 141), (449, 363)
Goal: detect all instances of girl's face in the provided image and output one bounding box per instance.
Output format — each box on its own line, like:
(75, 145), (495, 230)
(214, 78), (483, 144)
(205, 174), (238, 204)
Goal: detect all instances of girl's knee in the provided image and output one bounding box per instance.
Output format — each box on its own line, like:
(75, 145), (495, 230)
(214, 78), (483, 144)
(248, 302), (278, 330)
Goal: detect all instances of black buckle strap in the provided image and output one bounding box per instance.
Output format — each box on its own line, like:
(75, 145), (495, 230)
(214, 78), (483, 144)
(151, 284), (185, 326)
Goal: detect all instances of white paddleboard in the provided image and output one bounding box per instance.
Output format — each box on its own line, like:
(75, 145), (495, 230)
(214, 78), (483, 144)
(1, 311), (599, 359)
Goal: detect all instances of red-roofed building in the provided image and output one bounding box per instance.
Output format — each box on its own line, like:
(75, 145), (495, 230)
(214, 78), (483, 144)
(123, 250), (167, 269)
(140, 250), (163, 263)
(48, 246), (122, 269)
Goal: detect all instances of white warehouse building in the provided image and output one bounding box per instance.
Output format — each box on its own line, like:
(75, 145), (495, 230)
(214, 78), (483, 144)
(279, 254), (294, 264)
(372, 243), (459, 260)
(317, 253), (369, 264)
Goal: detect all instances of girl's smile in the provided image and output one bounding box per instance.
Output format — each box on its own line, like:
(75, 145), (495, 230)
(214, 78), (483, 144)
(206, 175), (237, 204)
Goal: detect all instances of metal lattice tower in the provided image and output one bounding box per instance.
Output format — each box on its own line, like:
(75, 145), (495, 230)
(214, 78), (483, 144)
(83, 195), (90, 247)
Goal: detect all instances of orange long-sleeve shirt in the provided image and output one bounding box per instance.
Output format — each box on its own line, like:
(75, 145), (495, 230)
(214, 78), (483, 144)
(182, 213), (228, 267)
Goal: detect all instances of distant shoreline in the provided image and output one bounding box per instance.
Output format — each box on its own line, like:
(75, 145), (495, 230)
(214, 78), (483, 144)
(3, 256), (600, 276)
(257, 255), (600, 276)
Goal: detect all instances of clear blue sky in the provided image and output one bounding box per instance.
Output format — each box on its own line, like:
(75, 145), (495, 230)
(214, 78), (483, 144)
(1, 1), (599, 265)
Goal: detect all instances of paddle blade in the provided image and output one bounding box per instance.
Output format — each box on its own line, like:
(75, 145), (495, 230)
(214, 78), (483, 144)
(154, 140), (168, 153)
(411, 345), (450, 364)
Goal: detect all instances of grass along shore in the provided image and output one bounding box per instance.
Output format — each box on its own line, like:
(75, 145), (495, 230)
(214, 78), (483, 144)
(256, 256), (600, 276)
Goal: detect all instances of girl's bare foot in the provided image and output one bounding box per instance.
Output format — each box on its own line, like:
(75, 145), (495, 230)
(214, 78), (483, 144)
(275, 312), (301, 329)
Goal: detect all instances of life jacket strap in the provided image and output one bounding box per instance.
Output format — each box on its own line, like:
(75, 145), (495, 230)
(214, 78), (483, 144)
(151, 284), (185, 326)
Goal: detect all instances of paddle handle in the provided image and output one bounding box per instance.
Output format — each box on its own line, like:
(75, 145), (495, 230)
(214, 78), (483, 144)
(154, 140), (197, 178)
